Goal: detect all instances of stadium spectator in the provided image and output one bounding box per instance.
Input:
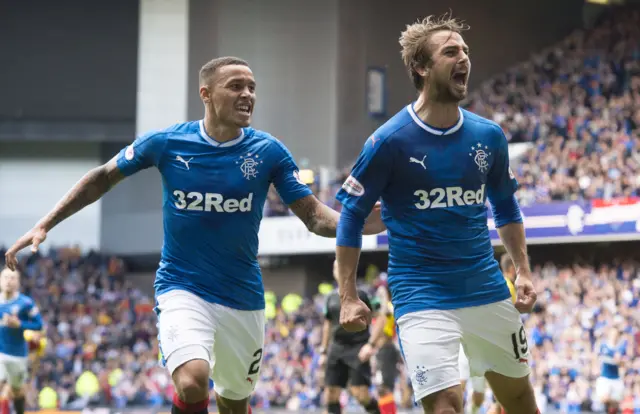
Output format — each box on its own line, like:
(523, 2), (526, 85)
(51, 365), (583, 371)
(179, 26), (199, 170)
(1, 247), (636, 412)
(2, 5), (640, 414)
(263, 8), (640, 216)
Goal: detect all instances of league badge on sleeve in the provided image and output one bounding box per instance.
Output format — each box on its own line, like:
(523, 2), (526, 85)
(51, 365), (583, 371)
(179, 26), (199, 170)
(342, 175), (365, 197)
(125, 145), (135, 161)
(293, 170), (305, 185)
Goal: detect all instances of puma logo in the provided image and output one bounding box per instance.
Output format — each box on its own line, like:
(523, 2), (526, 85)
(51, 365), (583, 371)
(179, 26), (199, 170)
(176, 155), (194, 170)
(409, 155), (427, 170)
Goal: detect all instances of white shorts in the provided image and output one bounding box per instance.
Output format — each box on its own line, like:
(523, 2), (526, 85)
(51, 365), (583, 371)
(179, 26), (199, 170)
(0, 357), (28, 389)
(458, 345), (486, 393)
(595, 376), (624, 402)
(397, 299), (531, 401)
(156, 290), (266, 400)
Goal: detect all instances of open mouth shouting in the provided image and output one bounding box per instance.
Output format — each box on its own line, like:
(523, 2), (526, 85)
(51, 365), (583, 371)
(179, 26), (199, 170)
(451, 67), (469, 88)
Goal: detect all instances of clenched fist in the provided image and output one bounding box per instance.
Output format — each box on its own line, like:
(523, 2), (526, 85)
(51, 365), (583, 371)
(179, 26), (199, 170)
(340, 297), (371, 332)
(515, 275), (537, 314)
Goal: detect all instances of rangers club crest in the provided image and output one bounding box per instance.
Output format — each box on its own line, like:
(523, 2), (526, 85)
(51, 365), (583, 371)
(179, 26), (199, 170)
(469, 143), (491, 173)
(236, 152), (263, 180)
(413, 366), (429, 386)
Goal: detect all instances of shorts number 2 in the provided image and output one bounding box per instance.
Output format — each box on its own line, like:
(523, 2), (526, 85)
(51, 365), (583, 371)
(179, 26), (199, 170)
(247, 348), (263, 375)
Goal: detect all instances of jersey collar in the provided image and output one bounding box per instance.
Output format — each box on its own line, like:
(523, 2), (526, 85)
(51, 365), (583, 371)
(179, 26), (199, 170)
(198, 120), (245, 147)
(407, 104), (464, 136)
(0, 292), (18, 304)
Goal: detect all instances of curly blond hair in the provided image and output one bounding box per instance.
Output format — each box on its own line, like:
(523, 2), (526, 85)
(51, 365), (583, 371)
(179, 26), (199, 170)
(399, 13), (469, 90)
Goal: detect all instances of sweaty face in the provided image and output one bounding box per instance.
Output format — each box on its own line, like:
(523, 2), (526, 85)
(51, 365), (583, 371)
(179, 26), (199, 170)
(424, 31), (470, 103)
(207, 65), (256, 128)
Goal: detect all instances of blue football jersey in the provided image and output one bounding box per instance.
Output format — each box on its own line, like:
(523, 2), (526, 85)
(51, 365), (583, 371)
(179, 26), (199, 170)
(116, 120), (312, 310)
(599, 341), (625, 379)
(0, 294), (43, 358)
(337, 104), (515, 319)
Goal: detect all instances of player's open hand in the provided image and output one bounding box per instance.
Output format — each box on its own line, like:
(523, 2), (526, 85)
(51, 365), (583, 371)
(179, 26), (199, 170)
(358, 343), (375, 362)
(340, 297), (371, 332)
(514, 274), (537, 314)
(4, 226), (47, 271)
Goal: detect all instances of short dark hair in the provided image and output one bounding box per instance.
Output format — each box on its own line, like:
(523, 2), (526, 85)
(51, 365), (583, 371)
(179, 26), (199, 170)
(199, 56), (249, 85)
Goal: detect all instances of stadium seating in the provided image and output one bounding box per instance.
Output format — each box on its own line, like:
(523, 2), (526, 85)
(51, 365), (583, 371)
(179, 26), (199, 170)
(466, 9), (640, 206)
(264, 8), (640, 216)
(3, 246), (637, 412)
(2, 5), (639, 414)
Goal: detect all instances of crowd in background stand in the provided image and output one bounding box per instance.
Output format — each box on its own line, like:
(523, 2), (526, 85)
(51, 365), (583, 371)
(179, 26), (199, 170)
(0, 247), (637, 412)
(1, 5), (640, 414)
(265, 9), (640, 216)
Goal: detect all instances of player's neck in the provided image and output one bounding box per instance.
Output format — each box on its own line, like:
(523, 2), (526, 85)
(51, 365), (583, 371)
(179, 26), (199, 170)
(414, 93), (460, 129)
(202, 115), (242, 143)
(0, 291), (15, 301)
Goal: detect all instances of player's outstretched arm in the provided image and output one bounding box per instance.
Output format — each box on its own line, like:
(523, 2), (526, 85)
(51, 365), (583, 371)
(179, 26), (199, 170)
(288, 195), (385, 237)
(4, 156), (124, 270)
(38, 156), (124, 230)
(289, 195), (339, 237)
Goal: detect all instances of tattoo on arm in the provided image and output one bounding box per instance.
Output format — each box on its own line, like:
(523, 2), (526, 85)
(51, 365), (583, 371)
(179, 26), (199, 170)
(288, 195), (339, 237)
(41, 157), (125, 230)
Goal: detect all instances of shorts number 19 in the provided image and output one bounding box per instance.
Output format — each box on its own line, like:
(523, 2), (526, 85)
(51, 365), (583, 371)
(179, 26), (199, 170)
(510, 326), (528, 360)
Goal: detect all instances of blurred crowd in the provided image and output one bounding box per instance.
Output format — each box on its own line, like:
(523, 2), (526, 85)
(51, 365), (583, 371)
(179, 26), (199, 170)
(521, 260), (640, 413)
(0, 247), (167, 410)
(255, 260), (640, 413)
(1, 5), (640, 414)
(1, 247), (638, 413)
(265, 8), (640, 216)
(467, 9), (640, 205)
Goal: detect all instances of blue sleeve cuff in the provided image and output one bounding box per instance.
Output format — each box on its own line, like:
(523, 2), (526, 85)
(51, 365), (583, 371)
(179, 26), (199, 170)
(336, 207), (366, 248)
(491, 194), (523, 228)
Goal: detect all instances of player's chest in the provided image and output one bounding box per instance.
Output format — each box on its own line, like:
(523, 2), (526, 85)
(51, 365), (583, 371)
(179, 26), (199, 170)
(0, 303), (22, 317)
(162, 149), (272, 192)
(393, 137), (495, 188)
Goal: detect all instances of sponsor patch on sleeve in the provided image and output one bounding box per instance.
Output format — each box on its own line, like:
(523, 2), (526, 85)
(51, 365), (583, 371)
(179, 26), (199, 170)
(342, 175), (365, 197)
(293, 170), (305, 185)
(125, 145), (135, 160)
